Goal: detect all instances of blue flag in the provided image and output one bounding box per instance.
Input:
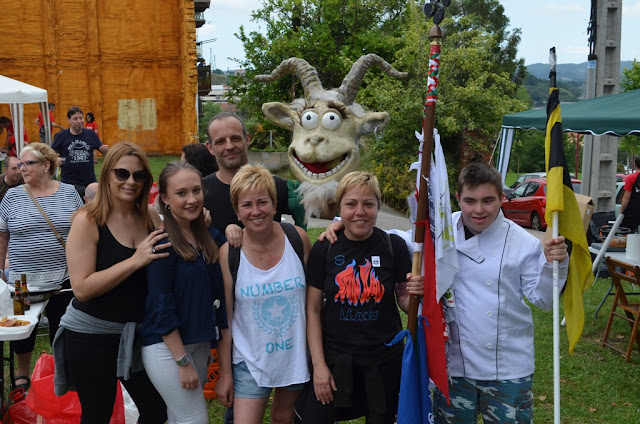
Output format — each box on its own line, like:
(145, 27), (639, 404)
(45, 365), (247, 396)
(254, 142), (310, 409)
(388, 316), (433, 423)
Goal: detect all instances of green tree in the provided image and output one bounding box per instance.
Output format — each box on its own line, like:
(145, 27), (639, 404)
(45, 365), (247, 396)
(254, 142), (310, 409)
(446, 0), (526, 87)
(621, 59), (640, 92)
(617, 60), (640, 162)
(198, 102), (222, 143)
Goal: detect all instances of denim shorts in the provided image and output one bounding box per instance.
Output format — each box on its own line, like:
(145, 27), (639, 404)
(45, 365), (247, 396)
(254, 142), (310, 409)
(233, 361), (305, 399)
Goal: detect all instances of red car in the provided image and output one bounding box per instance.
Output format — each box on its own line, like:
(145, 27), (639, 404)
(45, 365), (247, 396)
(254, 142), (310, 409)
(502, 178), (582, 231)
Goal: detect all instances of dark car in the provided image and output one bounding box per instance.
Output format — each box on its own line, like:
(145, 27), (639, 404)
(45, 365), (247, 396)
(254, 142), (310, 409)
(502, 178), (582, 231)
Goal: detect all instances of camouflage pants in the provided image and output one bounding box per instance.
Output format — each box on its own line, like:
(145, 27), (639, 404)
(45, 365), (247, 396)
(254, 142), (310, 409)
(433, 376), (533, 424)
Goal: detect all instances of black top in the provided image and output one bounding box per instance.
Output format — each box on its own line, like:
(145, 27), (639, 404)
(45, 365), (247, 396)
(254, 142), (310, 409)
(202, 172), (291, 234)
(306, 228), (410, 361)
(0, 173), (22, 203)
(51, 128), (103, 186)
(72, 225), (148, 323)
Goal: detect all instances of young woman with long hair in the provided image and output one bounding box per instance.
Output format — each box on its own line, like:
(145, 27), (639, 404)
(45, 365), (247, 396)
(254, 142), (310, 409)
(139, 161), (227, 423)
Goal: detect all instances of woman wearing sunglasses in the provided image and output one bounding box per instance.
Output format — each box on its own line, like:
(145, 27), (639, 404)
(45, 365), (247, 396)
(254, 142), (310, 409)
(0, 142), (83, 391)
(54, 142), (169, 423)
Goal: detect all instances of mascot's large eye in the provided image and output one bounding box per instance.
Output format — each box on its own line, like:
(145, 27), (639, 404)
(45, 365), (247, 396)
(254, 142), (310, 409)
(301, 111), (319, 129)
(322, 112), (342, 131)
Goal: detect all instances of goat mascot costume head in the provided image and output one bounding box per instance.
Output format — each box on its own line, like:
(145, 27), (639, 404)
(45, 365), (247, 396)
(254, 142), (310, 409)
(255, 54), (408, 219)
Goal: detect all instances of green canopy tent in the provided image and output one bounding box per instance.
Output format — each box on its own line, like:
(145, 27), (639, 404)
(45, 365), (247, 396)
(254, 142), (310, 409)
(496, 89), (640, 178)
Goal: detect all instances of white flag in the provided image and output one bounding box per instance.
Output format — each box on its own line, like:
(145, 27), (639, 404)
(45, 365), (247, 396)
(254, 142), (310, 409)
(429, 130), (459, 300)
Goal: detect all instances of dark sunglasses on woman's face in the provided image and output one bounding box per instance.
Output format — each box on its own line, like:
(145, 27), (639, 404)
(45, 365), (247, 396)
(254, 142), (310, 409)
(112, 168), (147, 183)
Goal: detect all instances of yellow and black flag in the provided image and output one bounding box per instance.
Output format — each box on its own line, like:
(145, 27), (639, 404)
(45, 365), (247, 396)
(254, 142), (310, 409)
(544, 48), (594, 354)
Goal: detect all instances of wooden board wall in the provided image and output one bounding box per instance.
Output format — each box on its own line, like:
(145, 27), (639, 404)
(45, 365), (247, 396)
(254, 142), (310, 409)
(0, 0), (198, 154)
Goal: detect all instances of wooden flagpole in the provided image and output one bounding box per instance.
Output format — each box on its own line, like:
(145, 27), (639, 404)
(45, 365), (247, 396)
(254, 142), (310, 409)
(408, 23), (444, 339)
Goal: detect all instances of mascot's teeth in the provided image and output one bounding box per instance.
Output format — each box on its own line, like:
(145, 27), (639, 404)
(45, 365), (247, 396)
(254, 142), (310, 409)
(295, 155), (348, 179)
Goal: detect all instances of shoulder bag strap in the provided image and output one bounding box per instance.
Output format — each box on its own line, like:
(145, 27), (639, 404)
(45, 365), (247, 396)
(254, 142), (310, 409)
(24, 185), (66, 249)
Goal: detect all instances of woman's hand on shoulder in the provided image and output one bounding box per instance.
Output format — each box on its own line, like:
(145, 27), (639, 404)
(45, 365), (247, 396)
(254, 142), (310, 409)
(202, 207), (212, 227)
(317, 220), (343, 244)
(131, 229), (171, 267)
(225, 224), (243, 248)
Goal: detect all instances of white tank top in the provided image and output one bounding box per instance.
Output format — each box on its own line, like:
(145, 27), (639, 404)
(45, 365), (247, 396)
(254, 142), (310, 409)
(232, 237), (309, 387)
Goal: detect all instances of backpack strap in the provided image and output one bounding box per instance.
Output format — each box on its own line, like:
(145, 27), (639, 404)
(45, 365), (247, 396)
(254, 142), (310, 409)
(228, 244), (242, 288)
(228, 222), (304, 288)
(279, 222), (304, 264)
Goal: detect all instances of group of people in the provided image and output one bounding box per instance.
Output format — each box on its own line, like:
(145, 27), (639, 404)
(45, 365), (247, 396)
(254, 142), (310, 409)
(0, 109), (571, 424)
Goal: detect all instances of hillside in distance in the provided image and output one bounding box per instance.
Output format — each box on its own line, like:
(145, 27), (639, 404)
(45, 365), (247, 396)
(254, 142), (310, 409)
(526, 60), (634, 82)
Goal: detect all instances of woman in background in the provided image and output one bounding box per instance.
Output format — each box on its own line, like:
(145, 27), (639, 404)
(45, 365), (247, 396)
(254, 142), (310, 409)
(85, 113), (99, 164)
(182, 142), (217, 177)
(85, 112), (99, 136)
(56, 142), (168, 423)
(0, 142), (82, 390)
(140, 161), (226, 423)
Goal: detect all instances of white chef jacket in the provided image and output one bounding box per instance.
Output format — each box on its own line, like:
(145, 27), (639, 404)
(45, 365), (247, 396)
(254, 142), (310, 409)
(446, 211), (568, 381)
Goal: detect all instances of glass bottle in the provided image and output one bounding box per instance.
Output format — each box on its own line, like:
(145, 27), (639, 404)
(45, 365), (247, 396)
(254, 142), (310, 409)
(13, 280), (25, 315)
(20, 274), (30, 311)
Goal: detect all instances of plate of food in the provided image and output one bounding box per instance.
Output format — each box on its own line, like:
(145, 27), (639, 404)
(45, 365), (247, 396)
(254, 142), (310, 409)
(0, 315), (37, 334)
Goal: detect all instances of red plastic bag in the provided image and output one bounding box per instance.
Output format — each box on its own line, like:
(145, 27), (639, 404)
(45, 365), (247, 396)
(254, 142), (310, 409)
(7, 388), (37, 424)
(22, 354), (125, 424)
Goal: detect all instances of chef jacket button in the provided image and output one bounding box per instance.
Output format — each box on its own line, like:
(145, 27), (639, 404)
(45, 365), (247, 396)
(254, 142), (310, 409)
(486, 280), (492, 286)
(487, 311), (493, 317)
(501, 223), (506, 228)
(487, 343), (493, 349)
(461, 341), (467, 347)
(491, 251), (497, 257)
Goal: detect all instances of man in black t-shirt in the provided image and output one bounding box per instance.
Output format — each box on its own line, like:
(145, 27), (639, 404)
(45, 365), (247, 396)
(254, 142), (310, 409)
(0, 157), (23, 202)
(202, 113), (300, 245)
(52, 106), (109, 198)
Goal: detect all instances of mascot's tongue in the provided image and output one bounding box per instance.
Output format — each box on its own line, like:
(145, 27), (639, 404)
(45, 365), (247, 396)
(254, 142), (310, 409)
(301, 160), (329, 174)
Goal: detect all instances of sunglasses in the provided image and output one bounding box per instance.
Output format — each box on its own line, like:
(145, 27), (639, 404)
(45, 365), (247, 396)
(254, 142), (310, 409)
(17, 160), (41, 169)
(112, 168), (147, 183)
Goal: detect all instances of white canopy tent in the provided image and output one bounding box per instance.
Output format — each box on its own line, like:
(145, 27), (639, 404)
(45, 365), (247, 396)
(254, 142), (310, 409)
(0, 75), (51, 156)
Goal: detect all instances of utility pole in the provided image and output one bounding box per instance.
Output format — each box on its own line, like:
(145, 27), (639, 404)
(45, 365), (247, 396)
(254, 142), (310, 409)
(580, 0), (622, 212)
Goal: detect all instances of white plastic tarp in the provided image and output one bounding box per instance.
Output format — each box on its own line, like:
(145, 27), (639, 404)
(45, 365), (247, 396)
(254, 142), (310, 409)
(0, 75), (51, 154)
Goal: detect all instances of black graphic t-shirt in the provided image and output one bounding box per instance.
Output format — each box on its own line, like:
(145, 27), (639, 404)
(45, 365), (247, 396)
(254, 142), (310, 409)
(52, 129), (103, 186)
(307, 227), (410, 360)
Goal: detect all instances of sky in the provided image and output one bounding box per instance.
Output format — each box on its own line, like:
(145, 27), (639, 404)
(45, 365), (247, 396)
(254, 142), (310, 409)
(197, 0), (640, 71)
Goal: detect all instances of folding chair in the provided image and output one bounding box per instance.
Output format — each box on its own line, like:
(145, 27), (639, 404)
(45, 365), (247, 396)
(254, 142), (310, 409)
(602, 257), (640, 361)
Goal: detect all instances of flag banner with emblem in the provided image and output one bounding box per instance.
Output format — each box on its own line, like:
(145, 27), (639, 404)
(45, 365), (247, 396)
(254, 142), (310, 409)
(544, 85), (594, 354)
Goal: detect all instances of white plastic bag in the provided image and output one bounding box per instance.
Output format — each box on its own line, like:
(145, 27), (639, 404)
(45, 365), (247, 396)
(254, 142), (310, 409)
(120, 382), (140, 424)
(0, 279), (14, 316)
